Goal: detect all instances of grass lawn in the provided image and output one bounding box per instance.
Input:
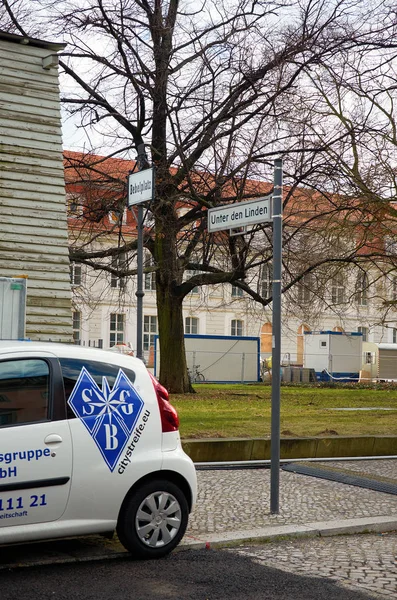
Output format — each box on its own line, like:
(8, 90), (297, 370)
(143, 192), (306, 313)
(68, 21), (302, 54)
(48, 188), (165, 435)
(170, 383), (397, 439)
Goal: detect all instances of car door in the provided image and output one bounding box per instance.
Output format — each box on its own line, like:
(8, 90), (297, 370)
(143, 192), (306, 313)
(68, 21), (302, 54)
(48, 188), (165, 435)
(0, 352), (72, 527)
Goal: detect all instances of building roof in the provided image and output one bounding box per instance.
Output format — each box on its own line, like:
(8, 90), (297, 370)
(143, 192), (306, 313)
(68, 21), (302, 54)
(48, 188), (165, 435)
(0, 30), (66, 51)
(64, 150), (274, 198)
(64, 150), (135, 184)
(64, 150), (397, 256)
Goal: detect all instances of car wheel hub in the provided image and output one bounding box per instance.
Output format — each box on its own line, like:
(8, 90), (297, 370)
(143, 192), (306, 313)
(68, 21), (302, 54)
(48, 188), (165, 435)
(136, 491), (182, 548)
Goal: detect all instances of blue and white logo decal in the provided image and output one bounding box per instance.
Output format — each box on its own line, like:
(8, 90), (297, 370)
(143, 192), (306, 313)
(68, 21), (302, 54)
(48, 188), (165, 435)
(68, 367), (144, 471)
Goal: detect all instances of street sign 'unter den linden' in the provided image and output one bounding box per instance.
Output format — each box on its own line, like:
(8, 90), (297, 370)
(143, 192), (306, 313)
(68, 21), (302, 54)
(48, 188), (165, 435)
(207, 195), (272, 232)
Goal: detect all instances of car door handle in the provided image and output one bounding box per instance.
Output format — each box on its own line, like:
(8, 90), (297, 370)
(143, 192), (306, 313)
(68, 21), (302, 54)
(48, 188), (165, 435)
(44, 434), (63, 445)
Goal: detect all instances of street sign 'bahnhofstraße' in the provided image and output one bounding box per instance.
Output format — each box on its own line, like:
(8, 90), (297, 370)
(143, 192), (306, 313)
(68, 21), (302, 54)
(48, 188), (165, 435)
(128, 167), (155, 206)
(207, 195), (272, 232)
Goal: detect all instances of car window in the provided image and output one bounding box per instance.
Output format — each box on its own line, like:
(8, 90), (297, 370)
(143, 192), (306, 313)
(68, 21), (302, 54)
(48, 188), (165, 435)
(0, 359), (50, 427)
(59, 358), (136, 419)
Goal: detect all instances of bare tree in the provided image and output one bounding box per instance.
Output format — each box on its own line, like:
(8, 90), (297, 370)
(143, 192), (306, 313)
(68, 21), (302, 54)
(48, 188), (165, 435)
(3, 0), (397, 391)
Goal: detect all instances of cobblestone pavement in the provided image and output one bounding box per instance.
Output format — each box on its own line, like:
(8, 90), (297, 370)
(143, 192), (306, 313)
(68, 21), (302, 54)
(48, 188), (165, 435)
(232, 532), (397, 598)
(1, 459), (396, 575)
(187, 460), (397, 535)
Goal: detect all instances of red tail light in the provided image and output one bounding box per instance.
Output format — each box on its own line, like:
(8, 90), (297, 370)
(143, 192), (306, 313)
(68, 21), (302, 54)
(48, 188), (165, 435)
(148, 372), (179, 432)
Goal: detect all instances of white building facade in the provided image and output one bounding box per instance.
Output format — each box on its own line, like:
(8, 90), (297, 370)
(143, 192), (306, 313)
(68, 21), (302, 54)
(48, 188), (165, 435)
(70, 242), (397, 369)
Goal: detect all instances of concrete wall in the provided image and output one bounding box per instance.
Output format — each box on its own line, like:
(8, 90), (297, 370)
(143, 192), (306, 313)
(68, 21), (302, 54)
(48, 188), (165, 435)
(183, 436), (397, 463)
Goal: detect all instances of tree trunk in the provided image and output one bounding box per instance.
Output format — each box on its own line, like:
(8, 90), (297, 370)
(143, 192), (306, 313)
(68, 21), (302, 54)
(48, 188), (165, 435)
(153, 200), (193, 393)
(156, 284), (192, 393)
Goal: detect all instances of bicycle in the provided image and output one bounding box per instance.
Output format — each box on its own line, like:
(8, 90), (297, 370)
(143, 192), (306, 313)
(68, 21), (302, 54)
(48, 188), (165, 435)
(187, 364), (206, 383)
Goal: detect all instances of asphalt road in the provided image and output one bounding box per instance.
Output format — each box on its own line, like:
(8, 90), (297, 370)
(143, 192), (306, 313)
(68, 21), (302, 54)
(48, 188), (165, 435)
(0, 546), (383, 600)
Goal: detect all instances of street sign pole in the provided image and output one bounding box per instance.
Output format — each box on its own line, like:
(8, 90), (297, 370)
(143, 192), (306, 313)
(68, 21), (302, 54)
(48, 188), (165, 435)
(136, 203), (144, 360)
(128, 144), (153, 361)
(206, 164), (283, 514)
(270, 158), (283, 514)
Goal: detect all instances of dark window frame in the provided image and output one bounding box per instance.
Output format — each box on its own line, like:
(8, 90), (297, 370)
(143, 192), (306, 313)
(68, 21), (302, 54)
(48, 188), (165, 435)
(0, 357), (65, 428)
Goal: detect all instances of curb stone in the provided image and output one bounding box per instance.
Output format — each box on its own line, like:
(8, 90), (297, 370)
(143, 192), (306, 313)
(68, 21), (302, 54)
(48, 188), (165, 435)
(1, 517), (396, 569)
(181, 516), (397, 549)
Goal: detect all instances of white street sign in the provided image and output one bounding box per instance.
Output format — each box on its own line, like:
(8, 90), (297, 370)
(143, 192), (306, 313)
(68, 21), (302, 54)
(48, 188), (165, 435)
(207, 195), (272, 232)
(128, 167), (155, 206)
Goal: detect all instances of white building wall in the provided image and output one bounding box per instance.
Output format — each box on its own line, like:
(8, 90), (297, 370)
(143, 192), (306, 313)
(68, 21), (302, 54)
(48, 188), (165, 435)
(205, 309), (226, 335)
(88, 308), (103, 345)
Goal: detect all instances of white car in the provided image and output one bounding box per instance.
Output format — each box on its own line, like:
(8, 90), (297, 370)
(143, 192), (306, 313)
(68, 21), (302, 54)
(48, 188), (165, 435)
(0, 341), (197, 559)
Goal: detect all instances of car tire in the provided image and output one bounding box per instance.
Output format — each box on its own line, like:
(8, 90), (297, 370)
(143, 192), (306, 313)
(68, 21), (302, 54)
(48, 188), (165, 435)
(117, 479), (189, 559)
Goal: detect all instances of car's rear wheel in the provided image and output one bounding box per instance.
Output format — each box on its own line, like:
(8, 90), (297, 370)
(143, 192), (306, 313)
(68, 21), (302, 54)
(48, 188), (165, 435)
(117, 479), (189, 559)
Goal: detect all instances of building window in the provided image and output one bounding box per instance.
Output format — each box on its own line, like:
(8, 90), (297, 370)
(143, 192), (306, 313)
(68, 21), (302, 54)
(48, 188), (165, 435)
(297, 273), (312, 304)
(109, 313), (125, 347)
(355, 271), (369, 306)
(185, 317), (199, 334)
(185, 269), (199, 294)
(231, 285), (243, 297)
(66, 194), (83, 217)
(109, 208), (127, 225)
(231, 319), (243, 336)
(144, 253), (156, 291)
(70, 262), (82, 286)
(185, 257), (203, 294)
(358, 326), (368, 342)
(393, 328), (397, 344)
(111, 253), (126, 289)
(72, 311), (81, 344)
(260, 264), (272, 298)
(331, 273), (345, 304)
(143, 315), (158, 352)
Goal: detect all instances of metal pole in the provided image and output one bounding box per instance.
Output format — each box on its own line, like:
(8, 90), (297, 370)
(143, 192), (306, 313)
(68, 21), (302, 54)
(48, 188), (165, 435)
(134, 143), (149, 361)
(270, 158), (283, 514)
(136, 203), (144, 360)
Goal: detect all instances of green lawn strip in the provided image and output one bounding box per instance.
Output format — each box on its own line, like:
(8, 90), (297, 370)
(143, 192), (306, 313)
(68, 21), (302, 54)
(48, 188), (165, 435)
(171, 384), (397, 439)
